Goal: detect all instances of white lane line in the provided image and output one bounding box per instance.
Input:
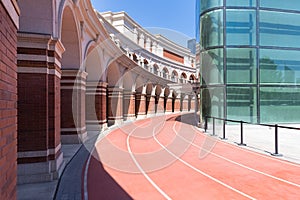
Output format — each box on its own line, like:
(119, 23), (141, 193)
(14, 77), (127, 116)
(176, 124), (300, 188)
(192, 126), (300, 168)
(84, 117), (165, 200)
(153, 122), (256, 200)
(126, 118), (172, 200)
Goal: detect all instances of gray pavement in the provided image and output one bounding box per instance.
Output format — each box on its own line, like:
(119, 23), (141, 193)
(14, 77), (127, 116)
(17, 144), (83, 200)
(201, 121), (300, 164)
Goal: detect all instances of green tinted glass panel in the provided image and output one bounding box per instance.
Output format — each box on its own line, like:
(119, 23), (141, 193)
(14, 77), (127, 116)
(200, 0), (223, 13)
(227, 0), (256, 7)
(202, 87), (224, 118)
(260, 87), (300, 123)
(260, 0), (300, 11)
(260, 49), (300, 84)
(226, 48), (256, 83)
(201, 48), (224, 85)
(200, 10), (223, 48)
(227, 87), (257, 123)
(260, 11), (300, 48)
(226, 10), (256, 45)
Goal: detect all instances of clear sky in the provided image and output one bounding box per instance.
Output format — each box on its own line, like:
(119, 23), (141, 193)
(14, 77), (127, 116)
(91, 0), (196, 47)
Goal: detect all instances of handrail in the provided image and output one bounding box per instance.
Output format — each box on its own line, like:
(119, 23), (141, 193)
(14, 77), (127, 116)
(204, 116), (300, 157)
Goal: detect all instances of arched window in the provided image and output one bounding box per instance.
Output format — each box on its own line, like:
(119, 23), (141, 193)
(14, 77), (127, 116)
(171, 70), (178, 82)
(162, 68), (169, 79)
(153, 64), (159, 75)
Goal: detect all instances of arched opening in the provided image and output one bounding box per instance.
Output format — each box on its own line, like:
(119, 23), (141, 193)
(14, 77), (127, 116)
(162, 67), (169, 79)
(189, 74), (196, 82)
(180, 72), (187, 83)
(171, 70), (178, 82)
(61, 7), (80, 70)
(106, 61), (123, 126)
(153, 64), (159, 75)
(60, 6), (84, 143)
(84, 45), (107, 131)
(145, 83), (153, 114)
(123, 70), (136, 121)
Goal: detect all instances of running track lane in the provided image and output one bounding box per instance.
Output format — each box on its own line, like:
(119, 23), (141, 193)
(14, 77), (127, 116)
(85, 113), (300, 200)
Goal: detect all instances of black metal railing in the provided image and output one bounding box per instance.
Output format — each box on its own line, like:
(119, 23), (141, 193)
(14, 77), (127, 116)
(204, 116), (300, 156)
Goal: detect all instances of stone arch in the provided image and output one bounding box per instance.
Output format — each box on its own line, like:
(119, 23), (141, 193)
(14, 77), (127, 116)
(145, 83), (154, 115)
(180, 72), (187, 83)
(123, 70), (136, 121)
(153, 64), (159, 75)
(60, 6), (81, 69)
(60, 5), (85, 143)
(189, 74), (196, 82)
(84, 44), (108, 131)
(154, 85), (162, 113)
(135, 77), (146, 118)
(171, 70), (178, 82)
(162, 67), (169, 79)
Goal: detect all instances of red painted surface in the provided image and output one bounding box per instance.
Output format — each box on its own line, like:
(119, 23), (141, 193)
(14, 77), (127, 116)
(86, 114), (300, 199)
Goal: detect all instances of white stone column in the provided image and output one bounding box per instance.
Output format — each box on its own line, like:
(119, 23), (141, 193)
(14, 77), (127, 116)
(139, 33), (145, 47)
(145, 37), (151, 52)
(133, 28), (138, 44)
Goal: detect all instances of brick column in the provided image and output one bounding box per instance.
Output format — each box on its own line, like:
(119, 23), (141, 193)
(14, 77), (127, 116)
(190, 94), (197, 112)
(181, 94), (189, 112)
(174, 95), (181, 112)
(61, 70), (87, 143)
(135, 89), (147, 119)
(17, 33), (64, 183)
(0, 2), (19, 197)
(146, 94), (156, 117)
(123, 90), (136, 121)
(86, 81), (108, 131)
(165, 93), (173, 113)
(188, 95), (193, 111)
(108, 86), (123, 126)
(156, 95), (164, 114)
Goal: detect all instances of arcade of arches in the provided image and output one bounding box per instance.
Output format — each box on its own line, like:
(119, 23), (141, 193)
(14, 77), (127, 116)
(0, 0), (199, 197)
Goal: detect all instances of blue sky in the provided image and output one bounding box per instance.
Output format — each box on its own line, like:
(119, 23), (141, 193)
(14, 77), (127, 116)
(91, 0), (196, 47)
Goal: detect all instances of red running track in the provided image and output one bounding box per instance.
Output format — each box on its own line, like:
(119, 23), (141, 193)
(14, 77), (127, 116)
(85, 113), (300, 200)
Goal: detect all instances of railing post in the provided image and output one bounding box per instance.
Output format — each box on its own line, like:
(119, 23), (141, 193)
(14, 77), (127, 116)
(204, 116), (208, 132)
(271, 124), (282, 156)
(221, 120), (227, 140)
(237, 121), (246, 146)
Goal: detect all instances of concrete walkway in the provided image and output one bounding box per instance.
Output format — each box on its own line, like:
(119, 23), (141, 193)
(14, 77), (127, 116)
(201, 121), (300, 164)
(17, 144), (82, 200)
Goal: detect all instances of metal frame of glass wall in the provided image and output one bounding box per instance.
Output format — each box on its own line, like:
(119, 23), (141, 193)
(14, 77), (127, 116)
(198, 0), (300, 123)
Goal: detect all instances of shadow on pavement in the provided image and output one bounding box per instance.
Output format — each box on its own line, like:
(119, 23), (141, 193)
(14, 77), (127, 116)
(87, 153), (133, 200)
(175, 112), (199, 126)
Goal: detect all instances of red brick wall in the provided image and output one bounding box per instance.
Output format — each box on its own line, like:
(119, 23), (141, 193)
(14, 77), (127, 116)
(163, 50), (184, 64)
(0, 3), (18, 199)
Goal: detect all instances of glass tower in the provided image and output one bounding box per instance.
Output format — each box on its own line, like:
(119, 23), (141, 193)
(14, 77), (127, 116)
(197, 0), (300, 123)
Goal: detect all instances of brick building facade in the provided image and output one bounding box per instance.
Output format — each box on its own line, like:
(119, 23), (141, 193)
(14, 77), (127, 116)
(0, 0), (199, 198)
(0, 0), (19, 199)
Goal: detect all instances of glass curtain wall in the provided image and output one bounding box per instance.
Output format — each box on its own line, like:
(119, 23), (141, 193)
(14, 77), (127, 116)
(198, 0), (300, 123)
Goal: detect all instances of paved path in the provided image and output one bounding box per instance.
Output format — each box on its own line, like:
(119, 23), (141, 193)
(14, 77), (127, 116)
(85, 113), (300, 199)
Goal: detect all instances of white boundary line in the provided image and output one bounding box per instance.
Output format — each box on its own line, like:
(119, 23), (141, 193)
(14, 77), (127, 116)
(84, 115), (174, 200)
(126, 120), (172, 200)
(175, 123), (300, 188)
(153, 122), (256, 200)
(192, 126), (300, 168)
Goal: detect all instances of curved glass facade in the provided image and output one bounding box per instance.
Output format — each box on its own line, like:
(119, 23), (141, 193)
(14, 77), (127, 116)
(198, 0), (300, 123)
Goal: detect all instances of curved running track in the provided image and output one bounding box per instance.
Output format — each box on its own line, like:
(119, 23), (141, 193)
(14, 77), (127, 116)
(85, 113), (300, 200)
